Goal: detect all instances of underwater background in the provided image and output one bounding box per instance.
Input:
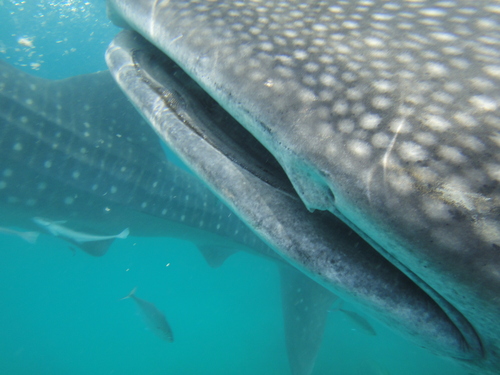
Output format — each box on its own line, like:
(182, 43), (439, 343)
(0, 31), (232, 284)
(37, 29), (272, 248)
(0, 1), (476, 374)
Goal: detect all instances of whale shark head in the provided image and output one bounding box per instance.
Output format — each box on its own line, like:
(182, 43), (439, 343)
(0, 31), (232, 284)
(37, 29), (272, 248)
(105, 0), (500, 373)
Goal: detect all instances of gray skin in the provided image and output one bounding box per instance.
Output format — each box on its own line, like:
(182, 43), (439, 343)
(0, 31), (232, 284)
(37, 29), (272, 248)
(105, 0), (500, 373)
(107, 29), (479, 367)
(0, 59), (336, 375)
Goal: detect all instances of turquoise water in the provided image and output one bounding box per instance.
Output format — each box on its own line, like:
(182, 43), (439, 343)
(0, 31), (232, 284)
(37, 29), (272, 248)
(0, 234), (474, 375)
(0, 2), (475, 374)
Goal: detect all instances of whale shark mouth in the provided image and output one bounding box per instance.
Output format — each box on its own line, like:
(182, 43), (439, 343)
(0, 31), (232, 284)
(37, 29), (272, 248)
(106, 30), (484, 364)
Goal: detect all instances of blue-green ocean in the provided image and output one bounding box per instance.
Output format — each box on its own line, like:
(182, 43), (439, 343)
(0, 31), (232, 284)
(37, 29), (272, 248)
(0, 1), (475, 374)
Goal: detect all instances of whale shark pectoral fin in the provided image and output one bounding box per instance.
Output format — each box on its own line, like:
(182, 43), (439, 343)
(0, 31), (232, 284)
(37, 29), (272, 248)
(196, 244), (240, 268)
(70, 238), (116, 257)
(280, 265), (338, 375)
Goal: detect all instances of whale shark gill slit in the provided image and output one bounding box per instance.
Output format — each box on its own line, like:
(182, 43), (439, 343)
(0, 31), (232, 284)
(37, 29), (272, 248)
(130, 46), (298, 198)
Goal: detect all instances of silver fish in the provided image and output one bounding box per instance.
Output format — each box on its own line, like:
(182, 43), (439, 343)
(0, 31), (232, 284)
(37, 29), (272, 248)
(121, 287), (174, 342)
(32, 216), (129, 256)
(33, 217), (129, 242)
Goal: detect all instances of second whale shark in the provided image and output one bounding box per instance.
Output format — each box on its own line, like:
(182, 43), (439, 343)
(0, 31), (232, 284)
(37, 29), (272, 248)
(0, 59), (338, 375)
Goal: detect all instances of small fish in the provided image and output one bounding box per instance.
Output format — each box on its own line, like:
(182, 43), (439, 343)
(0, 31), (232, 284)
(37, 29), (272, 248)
(32, 217), (129, 256)
(121, 287), (174, 342)
(0, 226), (40, 244)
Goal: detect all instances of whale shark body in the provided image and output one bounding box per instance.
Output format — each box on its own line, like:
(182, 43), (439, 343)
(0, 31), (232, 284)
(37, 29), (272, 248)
(0, 60), (265, 256)
(105, 0), (500, 373)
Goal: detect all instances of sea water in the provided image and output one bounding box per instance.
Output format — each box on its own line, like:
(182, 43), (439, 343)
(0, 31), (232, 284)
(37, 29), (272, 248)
(0, 1), (475, 374)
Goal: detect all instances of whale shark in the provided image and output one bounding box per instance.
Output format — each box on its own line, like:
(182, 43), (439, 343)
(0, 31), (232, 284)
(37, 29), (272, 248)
(0, 59), (340, 375)
(105, 0), (500, 373)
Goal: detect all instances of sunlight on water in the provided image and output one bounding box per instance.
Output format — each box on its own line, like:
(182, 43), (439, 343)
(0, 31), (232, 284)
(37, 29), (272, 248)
(1, 0), (119, 78)
(9, 0), (97, 21)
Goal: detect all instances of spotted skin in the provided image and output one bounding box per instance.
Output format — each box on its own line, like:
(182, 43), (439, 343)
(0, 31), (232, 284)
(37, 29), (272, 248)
(106, 0), (500, 373)
(0, 60), (263, 250)
(108, 29), (481, 369)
